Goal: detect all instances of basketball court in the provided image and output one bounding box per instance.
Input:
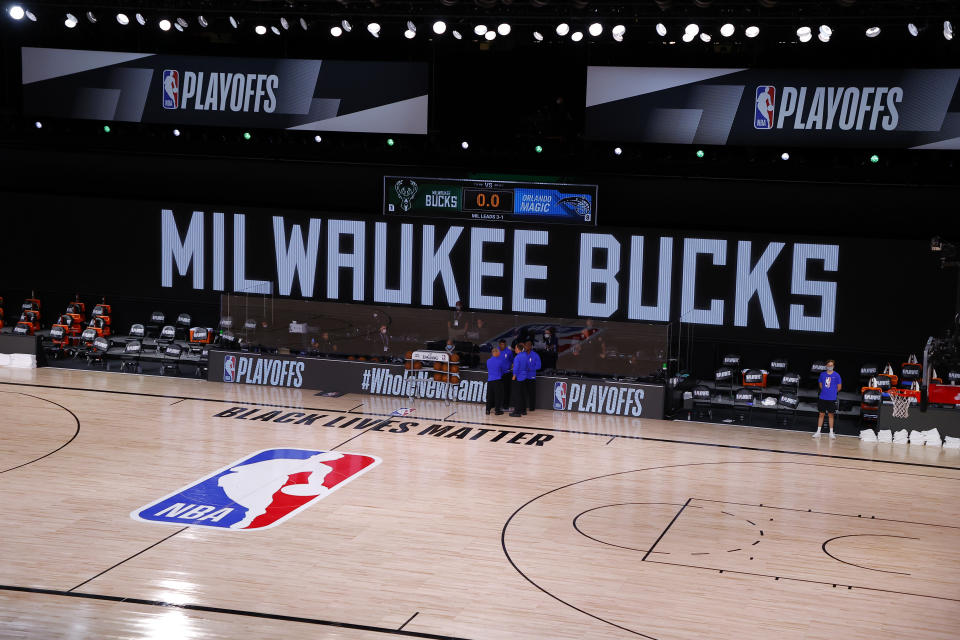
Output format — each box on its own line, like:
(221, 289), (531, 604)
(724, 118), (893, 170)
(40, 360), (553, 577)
(2, 367), (958, 640)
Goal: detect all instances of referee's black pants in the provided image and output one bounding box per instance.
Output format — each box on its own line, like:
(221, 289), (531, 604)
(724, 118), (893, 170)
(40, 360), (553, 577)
(486, 379), (504, 412)
(524, 379), (537, 411)
(511, 378), (528, 415)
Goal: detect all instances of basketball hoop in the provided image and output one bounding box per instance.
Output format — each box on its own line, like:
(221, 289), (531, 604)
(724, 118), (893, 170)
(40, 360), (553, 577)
(888, 388), (918, 419)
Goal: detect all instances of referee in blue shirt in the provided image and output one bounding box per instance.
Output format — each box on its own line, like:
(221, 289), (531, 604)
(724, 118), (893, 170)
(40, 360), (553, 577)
(523, 340), (541, 412)
(510, 345), (530, 417)
(485, 348), (505, 415)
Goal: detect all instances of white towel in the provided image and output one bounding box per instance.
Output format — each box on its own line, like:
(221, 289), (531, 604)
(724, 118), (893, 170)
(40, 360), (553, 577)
(859, 429), (878, 442)
(877, 429), (893, 443)
(909, 430), (926, 445)
(944, 436), (960, 449)
(0, 354), (10, 367)
(923, 428), (941, 442)
(893, 429), (909, 444)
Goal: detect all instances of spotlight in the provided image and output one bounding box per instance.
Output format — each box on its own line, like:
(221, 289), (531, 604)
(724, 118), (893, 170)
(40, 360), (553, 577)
(314, 135), (322, 143)
(331, 25), (342, 37)
(116, 13), (129, 26)
(270, 26), (279, 35)
(255, 25), (266, 35)
(461, 140), (469, 149)
(695, 149), (704, 158)
(682, 32), (695, 43)
(452, 30), (462, 40)
(655, 23), (667, 37)
(433, 20), (446, 35)
(612, 25), (625, 41)
(556, 23), (569, 37)
(198, 16), (208, 28)
(720, 23), (734, 37)
(135, 13), (145, 26)
(404, 29), (416, 39)
(24, 9), (33, 21)
(387, 138), (395, 147)
(229, 16), (238, 29)
(685, 23), (699, 36)
(614, 147), (622, 156)
(341, 20), (351, 33)
(34, 121), (41, 129)
(407, 20), (416, 33)
(497, 23), (511, 36)
(588, 23), (602, 37)
(174, 23), (183, 32)
(300, 18), (308, 30)
(745, 25), (759, 38)
(534, 144), (543, 153)
(533, 31), (543, 41)
(571, 31), (583, 42)
(64, 13), (78, 28)
(797, 26), (812, 42)
(818, 25), (832, 42)
(159, 19), (171, 31)
(781, 152), (790, 161)
(700, 32), (711, 42)
(367, 22), (380, 37)
(485, 30), (496, 41)
(176, 17), (187, 28)
(945, 21), (954, 40)
(474, 24), (487, 36)
(86, 11), (96, 24)
(243, 132), (251, 141)
(907, 23), (919, 37)
(103, 125), (111, 133)
(8, 5), (24, 20)
(280, 17), (289, 30)
(173, 128), (180, 137)
(866, 26), (880, 38)
(869, 154), (879, 163)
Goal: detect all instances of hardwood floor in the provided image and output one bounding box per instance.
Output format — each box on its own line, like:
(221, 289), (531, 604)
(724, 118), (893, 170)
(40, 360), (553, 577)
(1, 367), (958, 639)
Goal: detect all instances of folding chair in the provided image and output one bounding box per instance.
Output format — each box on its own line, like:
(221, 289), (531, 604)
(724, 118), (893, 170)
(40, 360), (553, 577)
(859, 364), (879, 388)
(175, 313), (192, 340)
(128, 324), (145, 340)
(91, 303), (111, 319)
(119, 340), (142, 372)
(147, 311), (166, 337)
(65, 301), (86, 323)
(188, 327), (211, 353)
(769, 358), (788, 385)
(46, 325), (71, 360)
(809, 361), (828, 386)
(775, 392), (799, 427)
(742, 368), (766, 391)
(161, 343), (184, 375)
(88, 315), (111, 338)
(860, 386), (882, 428)
(779, 372), (800, 396)
(900, 361), (922, 389)
(722, 354), (742, 370)
(733, 387), (759, 424)
(74, 328), (99, 360)
(714, 366), (735, 400)
(691, 385), (713, 421)
(156, 325), (177, 348)
(86, 337), (110, 367)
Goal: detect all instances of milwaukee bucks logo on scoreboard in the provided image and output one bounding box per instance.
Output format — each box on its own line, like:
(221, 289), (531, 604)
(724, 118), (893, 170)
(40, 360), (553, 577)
(384, 175), (597, 226)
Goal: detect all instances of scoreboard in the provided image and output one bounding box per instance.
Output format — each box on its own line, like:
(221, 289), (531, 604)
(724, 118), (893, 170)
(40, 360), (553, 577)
(384, 176), (598, 226)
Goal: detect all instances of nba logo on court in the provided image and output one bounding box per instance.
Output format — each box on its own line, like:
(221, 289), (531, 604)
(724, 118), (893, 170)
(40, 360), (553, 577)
(223, 355), (237, 382)
(162, 70), (179, 110)
(132, 448), (380, 530)
(754, 85), (775, 129)
(553, 382), (567, 410)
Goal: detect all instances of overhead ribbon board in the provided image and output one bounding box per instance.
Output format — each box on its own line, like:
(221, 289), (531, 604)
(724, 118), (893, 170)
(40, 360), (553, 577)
(21, 47), (428, 134)
(586, 67), (960, 149)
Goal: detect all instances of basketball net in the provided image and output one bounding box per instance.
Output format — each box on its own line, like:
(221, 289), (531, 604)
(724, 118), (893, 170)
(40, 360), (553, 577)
(890, 390), (911, 419)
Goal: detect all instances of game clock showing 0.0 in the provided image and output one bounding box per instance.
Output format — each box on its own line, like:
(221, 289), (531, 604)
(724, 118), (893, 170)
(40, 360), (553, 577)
(462, 188), (514, 214)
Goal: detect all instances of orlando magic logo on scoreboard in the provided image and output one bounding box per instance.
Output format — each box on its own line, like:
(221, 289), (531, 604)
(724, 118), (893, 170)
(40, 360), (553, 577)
(755, 86), (775, 129)
(132, 448), (380, 530)
(162, 70), (179, 110)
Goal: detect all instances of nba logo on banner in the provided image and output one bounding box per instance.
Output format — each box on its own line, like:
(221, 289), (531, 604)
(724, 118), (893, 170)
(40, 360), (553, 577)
(755, 86), (775, 129)
(132, 449), (380, 530)
(162, 70), (179, 110)
(553, 381), (567, 410)
(223, 355), (237, 382)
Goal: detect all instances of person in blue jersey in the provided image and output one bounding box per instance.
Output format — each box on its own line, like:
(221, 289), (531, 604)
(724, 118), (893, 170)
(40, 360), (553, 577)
(524, 340), (541, 412)
(485, 347), (505, 416)
(498, 339), (514, 410)
(814, 359), (842, 439)
(510, 345), (530, 417)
